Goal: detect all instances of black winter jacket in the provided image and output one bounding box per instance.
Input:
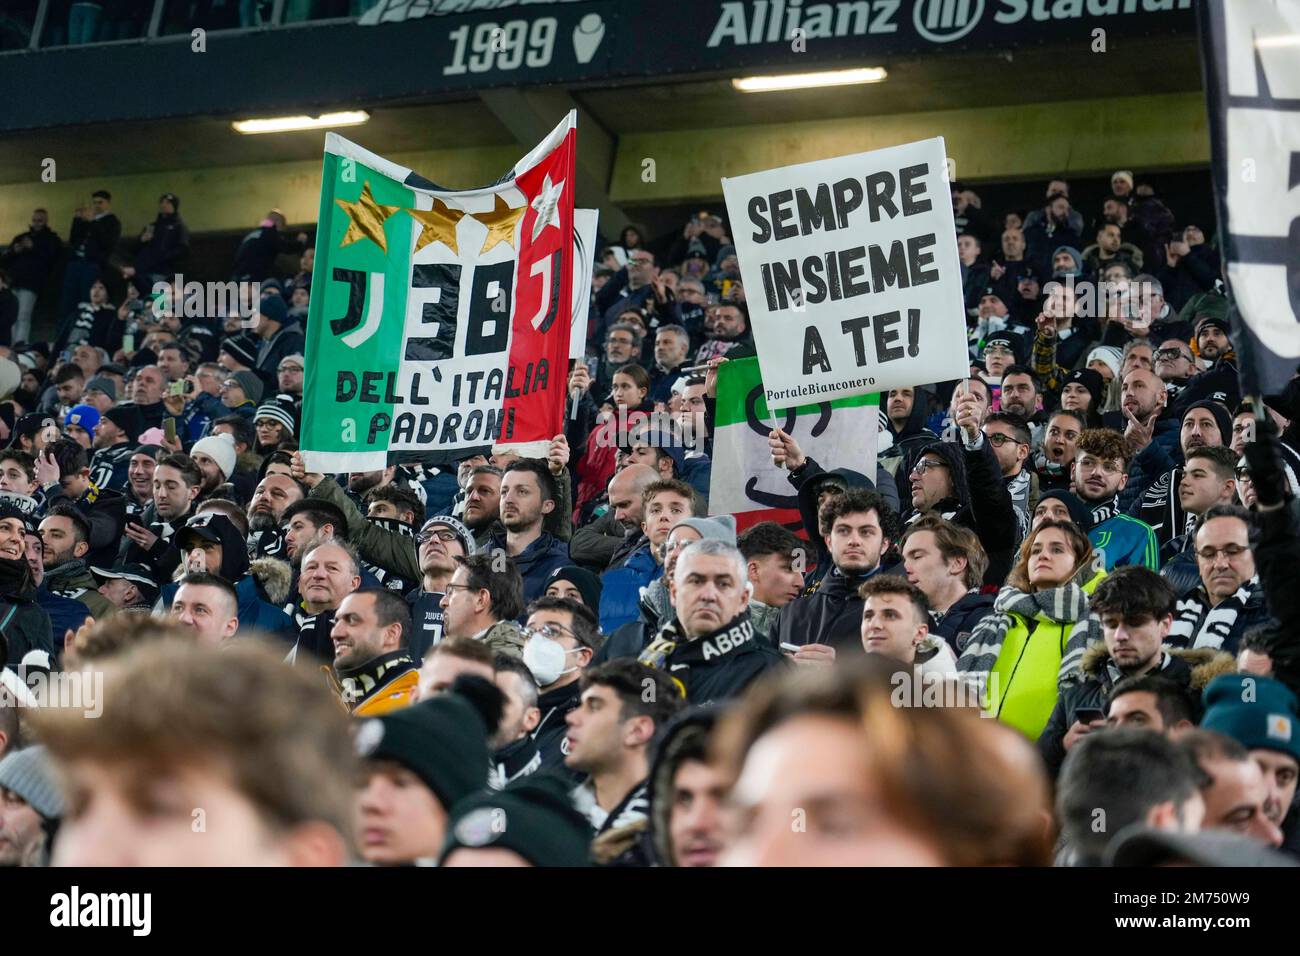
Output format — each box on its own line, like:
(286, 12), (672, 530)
(1037, 644), (1235, 778)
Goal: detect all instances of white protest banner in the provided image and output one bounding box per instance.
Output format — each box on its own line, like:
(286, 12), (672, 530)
(722, 137), (968, 407)
(570, 208), (599, 358)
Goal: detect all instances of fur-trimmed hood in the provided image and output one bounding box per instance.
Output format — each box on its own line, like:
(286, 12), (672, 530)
(1079, 641), (1236, 692)
(250, 557), (292, 606)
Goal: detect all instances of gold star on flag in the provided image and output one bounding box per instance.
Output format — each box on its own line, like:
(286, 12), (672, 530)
(409, 199), (467, 255)
(474, 194), (525, 255)
(334, 181), (401, 253)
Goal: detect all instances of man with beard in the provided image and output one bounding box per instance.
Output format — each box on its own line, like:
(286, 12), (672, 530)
(998, 365), (1044, 435)
(119, 453), (202, 582)
(486, 460), (570, 604)
(460, 465), (502, 550)
(246, 472), (305, 559)
(0, 746), (63, 868)
(774, 489), (891, 658)
(189, 434), (237, 504)
(38, 504), (115, 620)
(87, 405), (143, 493)
(982, 412), (1034, 539)
(638, 540), (782, 704)
(124, 445), (159, 523)
(289, 539), (362, 665)
(490, 654), (544, 787)
(24, 525), (89, 653)
(565, 660), (685, 854)
(903, 410), (1018, 588)
(1034, 408), (1084, 494)
(1200, 674), (1300, 858)
(878, 384), (937, 480)
(694, 302), (749, 364)
(593, 322), (643, 398)
(35, 438), (127, 569)
(570, 464), (657, 573)
(1173, 306), (1241, 415)
(0, 498), (54, 668)
(1117, 366), (1180, 508)
(327, 588), (418, 716)
(1073, 429), (1158, 570)
(210, 415), (259, 504)
(1132, 401), (1234, 553)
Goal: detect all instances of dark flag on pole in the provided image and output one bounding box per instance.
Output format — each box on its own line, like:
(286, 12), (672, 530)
(1197, 0), (1300, 397)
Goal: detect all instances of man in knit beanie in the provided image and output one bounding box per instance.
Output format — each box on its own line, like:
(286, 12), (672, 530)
(353, 674), (503, 865)
(1202, 674), (1300, 840)
(190, 433), (237, 499)
(0, 745), (63, 867)
(441, 773), (593, 867)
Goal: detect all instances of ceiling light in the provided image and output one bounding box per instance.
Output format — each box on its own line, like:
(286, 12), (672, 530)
(732, 67), (887, 93)
(232, 111), (370, 134)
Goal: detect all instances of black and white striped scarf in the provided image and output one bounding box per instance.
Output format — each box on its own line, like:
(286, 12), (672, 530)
(1167, 579), (1259, 650)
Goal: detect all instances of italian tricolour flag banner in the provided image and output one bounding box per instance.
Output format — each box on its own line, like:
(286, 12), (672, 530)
(300, 112), (577, 473)
(711, 357), (878, 533)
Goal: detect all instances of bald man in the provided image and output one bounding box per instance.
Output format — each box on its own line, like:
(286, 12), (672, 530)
(569, 463), (659, 572)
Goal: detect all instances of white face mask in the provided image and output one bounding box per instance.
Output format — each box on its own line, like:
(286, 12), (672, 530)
(522, 633), (580, 687)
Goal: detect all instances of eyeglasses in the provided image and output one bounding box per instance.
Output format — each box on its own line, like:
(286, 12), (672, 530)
(1235, 468), (1252, 481)
(985, 433), (1027, 448)
(983, 346), (1014, 357)
(416, 529), (461, 544)
(277, 364), (303, 373)
(1196, 544), (1249, 562)
(1154, 348), (1191, 361)
(910, 459), (949, 476)
(442, 583), (480, 595)
(523, 623), (576, 642)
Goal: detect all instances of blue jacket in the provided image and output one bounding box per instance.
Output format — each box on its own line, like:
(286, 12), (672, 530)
(678, 456), (711, 501)
(35, 586), (90, 665)
(183, 391), (227, 444)
(1089, 513), (1159, 571)
(158, 573), (294, 640)
(599, 539), (662, 634)
(485, 531), (571, 605)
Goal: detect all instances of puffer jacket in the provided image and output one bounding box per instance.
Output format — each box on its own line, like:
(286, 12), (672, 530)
(1036, 642), (1235, 777)
(598, 537), (660, 634)
(957, 565), (1106, 740)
